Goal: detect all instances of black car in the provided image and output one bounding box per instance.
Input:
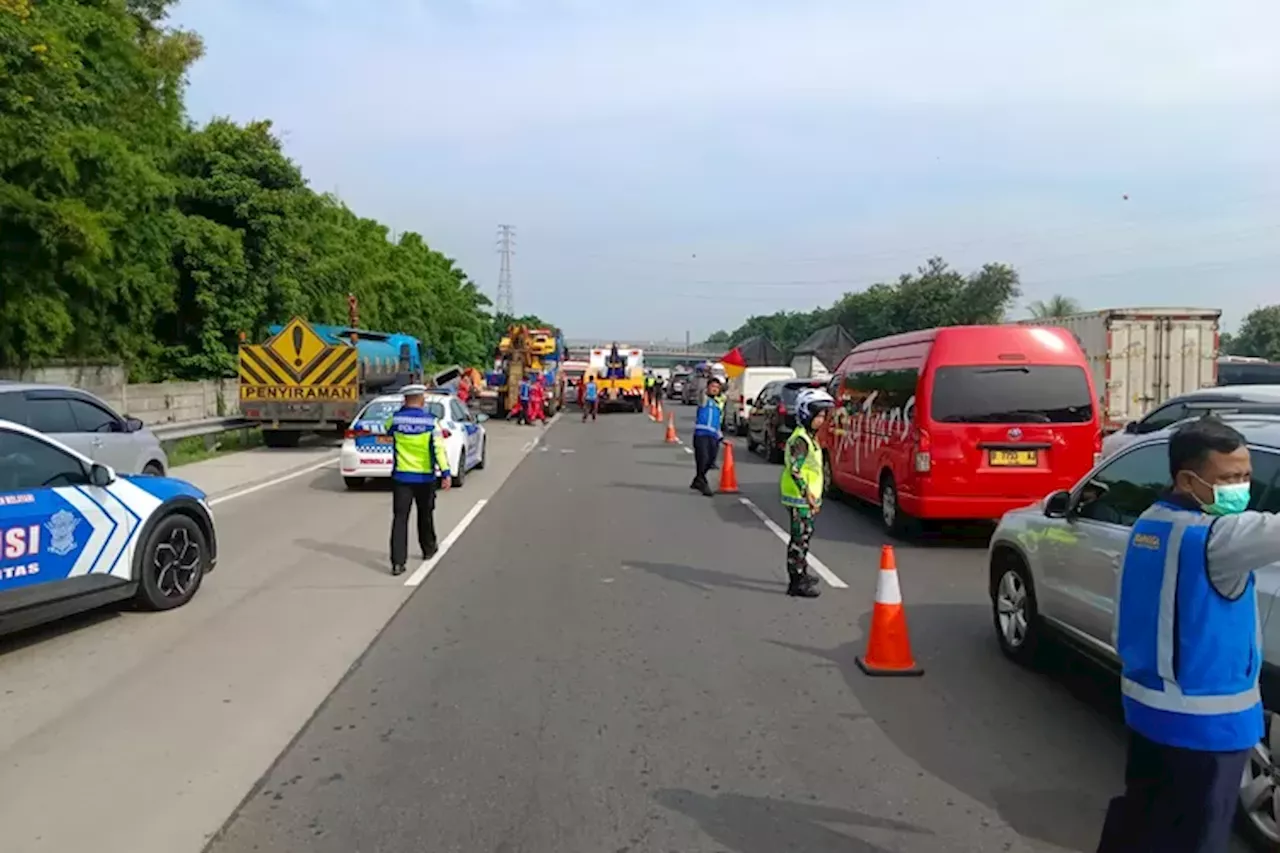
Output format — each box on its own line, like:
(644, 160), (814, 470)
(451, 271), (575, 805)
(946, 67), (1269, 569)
(745, 378), (828, 463)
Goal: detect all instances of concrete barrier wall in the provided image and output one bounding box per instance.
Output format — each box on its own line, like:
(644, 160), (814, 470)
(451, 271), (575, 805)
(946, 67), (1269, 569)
(0, 365), (239, 426)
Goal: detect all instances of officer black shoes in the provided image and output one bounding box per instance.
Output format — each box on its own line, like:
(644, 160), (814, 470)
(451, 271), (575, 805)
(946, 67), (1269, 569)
(391, 564), (406, 577)
(786, 574), (820, 597)
(423, 544), (439, 560)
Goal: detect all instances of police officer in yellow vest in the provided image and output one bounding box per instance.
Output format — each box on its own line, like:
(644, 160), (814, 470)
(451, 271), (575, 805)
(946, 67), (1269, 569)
(779, 388), (834, 598)
(386, 384), (452, 577)
(643, 371), (655, 407)
(1097, 417), (1280, 852)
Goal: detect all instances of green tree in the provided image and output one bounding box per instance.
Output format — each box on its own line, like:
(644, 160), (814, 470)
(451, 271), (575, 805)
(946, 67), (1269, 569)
(1228, 306), (1280, 361)
(1028, 294), (1082, 320)
(705, 329), (730, 344)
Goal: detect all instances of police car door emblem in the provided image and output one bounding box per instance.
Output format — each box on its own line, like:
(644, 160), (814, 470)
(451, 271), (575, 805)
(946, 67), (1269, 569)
(45, 510), (81, 557)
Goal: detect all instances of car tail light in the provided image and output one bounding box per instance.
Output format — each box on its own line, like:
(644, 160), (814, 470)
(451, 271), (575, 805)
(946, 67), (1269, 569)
(1093, 429), (1103, 466)
(913, 427), (932, 473)
(244, 408), (260, 418)
(440, 428), (452, 439)
(344, 428), (370, 440)
(777, 404), (786, 416)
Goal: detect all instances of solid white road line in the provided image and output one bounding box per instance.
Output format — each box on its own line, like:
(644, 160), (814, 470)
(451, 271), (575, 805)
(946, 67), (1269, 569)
(738, 496), (849, 589)
(208, 456), (338, 507)
(404, 498), (489, 587)
(683, 446), (693, 455)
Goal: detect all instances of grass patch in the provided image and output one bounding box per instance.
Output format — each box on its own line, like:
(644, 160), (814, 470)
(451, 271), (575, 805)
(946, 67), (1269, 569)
(167, 427), (264, 468)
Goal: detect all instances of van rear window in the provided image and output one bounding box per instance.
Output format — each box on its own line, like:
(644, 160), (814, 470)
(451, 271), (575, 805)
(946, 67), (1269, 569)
(930, 365), (1093, 424)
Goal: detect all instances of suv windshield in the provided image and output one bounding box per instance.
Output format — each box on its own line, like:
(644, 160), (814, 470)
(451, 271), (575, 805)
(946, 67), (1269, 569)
(930, 365), (1093, 424)
(358, 400), (445, 423)
(780, 381), (826, 406)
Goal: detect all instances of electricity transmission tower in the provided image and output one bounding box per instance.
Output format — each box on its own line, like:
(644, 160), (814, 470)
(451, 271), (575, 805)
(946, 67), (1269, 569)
(495, 224), (516, 316)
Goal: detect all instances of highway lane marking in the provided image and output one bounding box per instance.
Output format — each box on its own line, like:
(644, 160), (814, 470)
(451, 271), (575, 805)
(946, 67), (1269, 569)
(683, 446), (693, 454)
(737, 496), (849, 589)
(208, 456), (339, 507)
(404, 498), (489, 587)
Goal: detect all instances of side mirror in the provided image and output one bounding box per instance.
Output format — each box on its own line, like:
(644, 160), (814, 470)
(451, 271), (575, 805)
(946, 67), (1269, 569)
(89, 463), (115, 487)
(1043, 490), (1072, 518)
(745, 397), (754, 407)
(475, 413), (489, 423)
(124, 416), (145, 433)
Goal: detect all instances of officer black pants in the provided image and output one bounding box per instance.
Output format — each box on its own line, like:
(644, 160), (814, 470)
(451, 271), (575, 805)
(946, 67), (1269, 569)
(1096, 730), (1249, 853)
(692, 433), (718, 491)
(390, 480), (437, 567)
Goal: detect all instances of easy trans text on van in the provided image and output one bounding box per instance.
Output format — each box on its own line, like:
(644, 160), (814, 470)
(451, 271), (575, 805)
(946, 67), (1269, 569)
(818, 325), (1102, 537)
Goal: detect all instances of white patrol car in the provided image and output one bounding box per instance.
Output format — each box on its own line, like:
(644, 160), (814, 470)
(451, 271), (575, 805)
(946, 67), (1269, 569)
(340, 392), (488, 490)
(0, 418), (217, 638)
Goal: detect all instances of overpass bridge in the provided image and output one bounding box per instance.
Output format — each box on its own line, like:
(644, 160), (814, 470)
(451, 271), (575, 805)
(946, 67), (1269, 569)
(564, 341), (726, 370)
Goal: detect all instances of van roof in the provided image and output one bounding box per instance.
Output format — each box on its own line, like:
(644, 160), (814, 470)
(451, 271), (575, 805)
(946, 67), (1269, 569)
(836, 324), (1085, 373)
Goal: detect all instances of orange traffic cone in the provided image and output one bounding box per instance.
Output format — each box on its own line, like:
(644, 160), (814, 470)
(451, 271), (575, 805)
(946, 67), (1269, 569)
(649, 399), (658, 420)
(717, 442), (739, 493)
(856, 545), (923, 677)
(656, 400), (664, 421)
(664, 413), (678, 443)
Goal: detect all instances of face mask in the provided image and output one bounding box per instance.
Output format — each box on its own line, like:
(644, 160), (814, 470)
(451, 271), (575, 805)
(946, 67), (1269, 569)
(1193, 475), (1251, 516)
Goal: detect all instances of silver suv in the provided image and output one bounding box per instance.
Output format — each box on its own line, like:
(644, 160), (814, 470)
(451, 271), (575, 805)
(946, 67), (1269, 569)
(0, 383), (168, 475)
(988, 414), (1280, 850)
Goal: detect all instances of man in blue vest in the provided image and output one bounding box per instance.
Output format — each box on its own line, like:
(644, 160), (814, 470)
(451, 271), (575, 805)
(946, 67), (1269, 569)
(690, 375), (726, 496)
(516, 376), (532, 425)
(1098, 417), (1280, 852)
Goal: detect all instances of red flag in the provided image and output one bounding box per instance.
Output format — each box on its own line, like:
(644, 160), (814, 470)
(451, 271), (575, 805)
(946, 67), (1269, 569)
(721, 346), (747, 379)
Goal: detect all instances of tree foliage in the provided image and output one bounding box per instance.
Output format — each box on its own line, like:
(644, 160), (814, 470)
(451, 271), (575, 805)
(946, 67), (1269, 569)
(1224, 306), (1280, 362)
(1028, 294), (1082, 320)
(0, 0), (493, 380)
(723, 257), (1022, 352)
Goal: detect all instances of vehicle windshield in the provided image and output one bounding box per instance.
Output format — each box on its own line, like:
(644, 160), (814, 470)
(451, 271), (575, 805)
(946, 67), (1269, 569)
(357, 400), (446, 423)
(930, 365), (1093, 424)
(780, 382), (825, 406)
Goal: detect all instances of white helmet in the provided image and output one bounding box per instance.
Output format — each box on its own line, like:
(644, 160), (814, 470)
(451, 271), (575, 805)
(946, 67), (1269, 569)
(795, 388), (835, 426)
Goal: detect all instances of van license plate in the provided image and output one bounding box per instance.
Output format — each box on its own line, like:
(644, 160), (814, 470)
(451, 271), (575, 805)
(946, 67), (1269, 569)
(989, 449), (1038, 467)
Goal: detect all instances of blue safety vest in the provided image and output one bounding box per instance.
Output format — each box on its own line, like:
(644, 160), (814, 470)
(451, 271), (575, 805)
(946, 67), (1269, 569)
(584, 381), (598, 402)
(519, 381), (531, 401)
(694, 394), (724, 438)
(1116, 499), (1263, 752)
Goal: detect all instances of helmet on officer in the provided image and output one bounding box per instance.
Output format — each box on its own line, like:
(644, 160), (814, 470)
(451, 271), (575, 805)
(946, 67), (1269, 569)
(795, 388), (835, 429)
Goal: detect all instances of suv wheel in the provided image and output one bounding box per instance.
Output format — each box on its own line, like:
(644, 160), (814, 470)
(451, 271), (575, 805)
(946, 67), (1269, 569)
(1240, 711), (1280, 848)
(990, 552), (1043, 667)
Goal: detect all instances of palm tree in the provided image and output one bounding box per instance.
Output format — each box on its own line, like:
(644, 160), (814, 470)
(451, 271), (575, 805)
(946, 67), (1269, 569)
(1028, 295), (1081, 320)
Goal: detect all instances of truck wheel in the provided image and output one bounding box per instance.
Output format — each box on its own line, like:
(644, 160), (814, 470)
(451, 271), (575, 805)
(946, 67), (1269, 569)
(263, 430), (301, 449)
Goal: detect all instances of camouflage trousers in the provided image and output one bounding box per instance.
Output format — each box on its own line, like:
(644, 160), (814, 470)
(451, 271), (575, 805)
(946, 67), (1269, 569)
(786, 507), (814, 578)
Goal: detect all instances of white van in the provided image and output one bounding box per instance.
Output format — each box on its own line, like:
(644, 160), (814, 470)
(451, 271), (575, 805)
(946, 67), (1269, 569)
(727, 366), (796, 434)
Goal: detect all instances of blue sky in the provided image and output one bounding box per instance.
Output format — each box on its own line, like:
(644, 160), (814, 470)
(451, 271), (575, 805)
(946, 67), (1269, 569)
(170, 0), (1280, 341)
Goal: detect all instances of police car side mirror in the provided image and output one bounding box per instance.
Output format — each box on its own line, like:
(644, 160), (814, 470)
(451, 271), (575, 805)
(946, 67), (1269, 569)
(89, 463), (115, 487)
(475, 413), (489, 423)
(1043, 490), (1072, 518)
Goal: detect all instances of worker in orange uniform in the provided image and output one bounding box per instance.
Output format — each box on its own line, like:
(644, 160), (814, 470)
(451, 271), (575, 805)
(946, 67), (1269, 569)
(529, 375), (547, 424)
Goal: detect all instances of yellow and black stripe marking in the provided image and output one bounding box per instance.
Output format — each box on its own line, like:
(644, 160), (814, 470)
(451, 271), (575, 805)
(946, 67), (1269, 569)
(239, 317), (359, 402)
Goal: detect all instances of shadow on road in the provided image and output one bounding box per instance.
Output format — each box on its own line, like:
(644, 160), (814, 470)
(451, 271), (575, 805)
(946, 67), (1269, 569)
(294, 537), (387, 574)
(769, 602), (1125, 852)
(653, 788), (931, 853)
(0, 607), (121, 657)
(610, 481), (700, 496)
(624, 560), (783, 596)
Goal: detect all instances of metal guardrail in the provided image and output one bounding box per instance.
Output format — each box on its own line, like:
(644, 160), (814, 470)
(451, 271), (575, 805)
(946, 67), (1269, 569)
(151, 416), (252, 442)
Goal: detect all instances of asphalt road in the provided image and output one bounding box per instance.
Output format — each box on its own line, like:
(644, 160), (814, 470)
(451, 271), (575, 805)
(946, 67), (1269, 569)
(205, 405), (1256, 853)
(0, 420), (545, 853)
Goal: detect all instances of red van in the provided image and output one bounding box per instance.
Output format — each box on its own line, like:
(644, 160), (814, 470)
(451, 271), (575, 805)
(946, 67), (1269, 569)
(818, 325), (1101, 536)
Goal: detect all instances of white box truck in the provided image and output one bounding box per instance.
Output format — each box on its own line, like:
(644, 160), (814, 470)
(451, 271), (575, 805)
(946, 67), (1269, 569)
(1019, 308), (1221, 432)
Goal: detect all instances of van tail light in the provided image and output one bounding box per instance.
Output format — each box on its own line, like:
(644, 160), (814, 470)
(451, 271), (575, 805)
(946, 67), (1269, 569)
(1093, 430), (1103, 466)
(777, 404), (786, 416)
(914, 427), (932, 473)
(344, 428), (370, 440)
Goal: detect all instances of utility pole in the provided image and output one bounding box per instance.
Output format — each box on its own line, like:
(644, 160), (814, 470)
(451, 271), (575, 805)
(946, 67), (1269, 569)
(495, 224), (516, 316)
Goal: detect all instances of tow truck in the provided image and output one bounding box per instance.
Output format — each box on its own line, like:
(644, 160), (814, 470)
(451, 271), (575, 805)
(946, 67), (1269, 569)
(589, 343), (645, 413)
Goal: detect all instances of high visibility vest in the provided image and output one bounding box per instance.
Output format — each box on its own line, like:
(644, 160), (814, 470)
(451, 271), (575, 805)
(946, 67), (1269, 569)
(1116, 500), (1263, 751)
(694, 394), (724, 437)
(386, 407), (452, 483)
(780, 426), (823, 509)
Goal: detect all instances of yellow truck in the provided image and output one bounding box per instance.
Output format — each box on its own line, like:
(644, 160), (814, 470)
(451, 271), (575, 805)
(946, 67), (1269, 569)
(589, 343), (645, 413)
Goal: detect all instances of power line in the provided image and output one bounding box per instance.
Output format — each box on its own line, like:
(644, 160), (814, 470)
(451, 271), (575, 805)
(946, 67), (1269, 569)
(495, 224), (516, 316)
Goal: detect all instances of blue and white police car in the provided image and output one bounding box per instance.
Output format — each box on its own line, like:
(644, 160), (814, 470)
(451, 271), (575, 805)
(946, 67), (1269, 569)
(0, 419), (216, 637)
(339, 391), (488, 490)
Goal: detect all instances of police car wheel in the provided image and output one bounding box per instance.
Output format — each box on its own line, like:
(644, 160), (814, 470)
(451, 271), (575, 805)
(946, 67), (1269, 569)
(475, 436), (487, 470)
(451, 452), (466, 488)
(135, 513), (208, 611)
(343, 476), (365, 490)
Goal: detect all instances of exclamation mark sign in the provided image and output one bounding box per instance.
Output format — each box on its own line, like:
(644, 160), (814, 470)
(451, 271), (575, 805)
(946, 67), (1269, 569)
(292, 325), (304, 367)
